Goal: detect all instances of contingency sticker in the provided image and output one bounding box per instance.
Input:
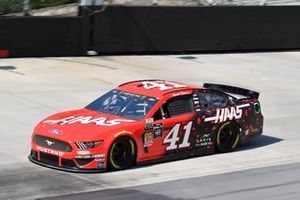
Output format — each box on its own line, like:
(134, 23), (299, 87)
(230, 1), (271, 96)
(144, 132), (153, 147)
(153, 123), (163, 138)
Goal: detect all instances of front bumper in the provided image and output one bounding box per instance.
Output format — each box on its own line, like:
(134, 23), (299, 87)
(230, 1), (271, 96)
(28, 155), (105, 173)
(30, 134), (108, 172)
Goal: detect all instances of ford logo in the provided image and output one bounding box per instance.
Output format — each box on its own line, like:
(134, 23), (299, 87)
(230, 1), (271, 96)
(49, 129), (62, 135)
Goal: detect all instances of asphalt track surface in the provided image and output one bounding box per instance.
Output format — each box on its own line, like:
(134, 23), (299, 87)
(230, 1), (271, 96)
(43, 162), (300, 200)
(1, 52), (300, 200)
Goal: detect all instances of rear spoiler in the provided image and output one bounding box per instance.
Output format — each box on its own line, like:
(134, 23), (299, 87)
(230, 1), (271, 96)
(203, 83), (260, 99)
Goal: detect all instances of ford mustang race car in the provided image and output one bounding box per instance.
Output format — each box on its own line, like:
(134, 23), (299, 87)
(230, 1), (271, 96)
(29, 80), (263, 172)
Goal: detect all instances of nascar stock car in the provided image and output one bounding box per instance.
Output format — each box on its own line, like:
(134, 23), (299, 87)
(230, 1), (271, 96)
(29, 80), (263, 172)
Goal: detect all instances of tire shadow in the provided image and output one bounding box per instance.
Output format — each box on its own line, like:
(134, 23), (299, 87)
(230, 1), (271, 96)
(126, 134), (284, 172)
(238, 134), (283, 152)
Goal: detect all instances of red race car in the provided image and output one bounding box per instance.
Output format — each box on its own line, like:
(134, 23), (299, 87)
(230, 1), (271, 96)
(29, 80), (263, 172)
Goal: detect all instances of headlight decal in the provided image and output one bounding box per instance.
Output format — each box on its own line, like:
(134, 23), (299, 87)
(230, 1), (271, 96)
(75, 141), (103, 149)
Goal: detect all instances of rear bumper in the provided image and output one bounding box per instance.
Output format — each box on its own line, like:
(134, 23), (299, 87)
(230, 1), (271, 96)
(28, 155), (105, 173)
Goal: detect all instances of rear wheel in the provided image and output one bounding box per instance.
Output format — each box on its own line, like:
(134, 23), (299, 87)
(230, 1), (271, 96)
(216, 122), (240, 153)
(108, 137), (136, 170)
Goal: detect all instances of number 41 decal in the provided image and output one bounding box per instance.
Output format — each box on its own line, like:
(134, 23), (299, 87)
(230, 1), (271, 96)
(163, 121), (193, 150)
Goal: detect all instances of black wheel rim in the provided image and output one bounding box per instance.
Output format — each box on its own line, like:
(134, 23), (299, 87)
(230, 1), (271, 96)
(219, 125), (236, 147)
(111, 140), (132, 167)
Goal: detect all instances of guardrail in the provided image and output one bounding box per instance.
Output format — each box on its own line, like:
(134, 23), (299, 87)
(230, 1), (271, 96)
(1, 5), (300, 58)
(0, 16), (88, 57)
(87, 5), (300, 54)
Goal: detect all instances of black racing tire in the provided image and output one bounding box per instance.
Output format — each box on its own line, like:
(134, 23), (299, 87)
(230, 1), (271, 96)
(108, 137), (136, 170)
(216, 122), (240, 153)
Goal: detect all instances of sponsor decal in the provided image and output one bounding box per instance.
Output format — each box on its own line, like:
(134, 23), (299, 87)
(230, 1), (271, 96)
(204, 104), (250, 123)
(77, 150), (90, 155)
(43, 116), (134, 126)
(193, 94), (201, 112)
(145, 118), (154, 123)
(144, 132), (153, 147)
(196, 133), (213, 147)
(122, 91), (141, 98)
(36, 146), (64, 156)
(171, 91), (192, 97)
(92, 154), (105, 158)
(153, 123), (163, 138)
(76, 154), (105, 159)
(144, 124), (154, 130)
(96, 160), (106, 169)
(141, 81), (187, 91)
(49, 129), (62, 135)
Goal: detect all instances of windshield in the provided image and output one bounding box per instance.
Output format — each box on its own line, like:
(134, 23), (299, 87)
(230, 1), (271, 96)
(86, 90), (158, 120)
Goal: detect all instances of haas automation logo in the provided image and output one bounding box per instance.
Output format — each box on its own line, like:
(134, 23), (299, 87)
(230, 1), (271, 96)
(205, 103), (250, 123)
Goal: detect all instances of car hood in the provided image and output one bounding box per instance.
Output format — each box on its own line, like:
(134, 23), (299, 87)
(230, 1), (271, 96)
(33, 108), (137, 142)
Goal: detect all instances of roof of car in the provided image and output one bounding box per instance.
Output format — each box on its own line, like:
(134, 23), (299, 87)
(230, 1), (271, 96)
(117, 80), (200, 98)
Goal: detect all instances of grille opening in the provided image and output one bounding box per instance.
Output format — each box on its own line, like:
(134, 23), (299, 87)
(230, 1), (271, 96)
(62, 159), (76, 168)
(75, 158), (94, 166)
(31, 150), (38, 159)
(37, 152), (77, 168)
(40, 152), (59, 166)
(33, 135), (72, 152)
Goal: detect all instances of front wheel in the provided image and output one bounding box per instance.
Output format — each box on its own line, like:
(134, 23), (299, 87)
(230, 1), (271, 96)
(108, 137), (136, 170)
(216, 122), (240, 153)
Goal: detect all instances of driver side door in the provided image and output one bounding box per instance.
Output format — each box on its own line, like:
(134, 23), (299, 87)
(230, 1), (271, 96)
(142, 94), (196, 159)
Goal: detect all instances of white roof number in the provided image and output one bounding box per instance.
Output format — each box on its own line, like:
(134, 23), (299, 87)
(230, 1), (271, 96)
(141, 81), (186, 91)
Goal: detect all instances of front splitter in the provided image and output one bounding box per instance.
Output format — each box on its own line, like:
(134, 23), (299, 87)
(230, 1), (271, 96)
(28, 155), (106, 173)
